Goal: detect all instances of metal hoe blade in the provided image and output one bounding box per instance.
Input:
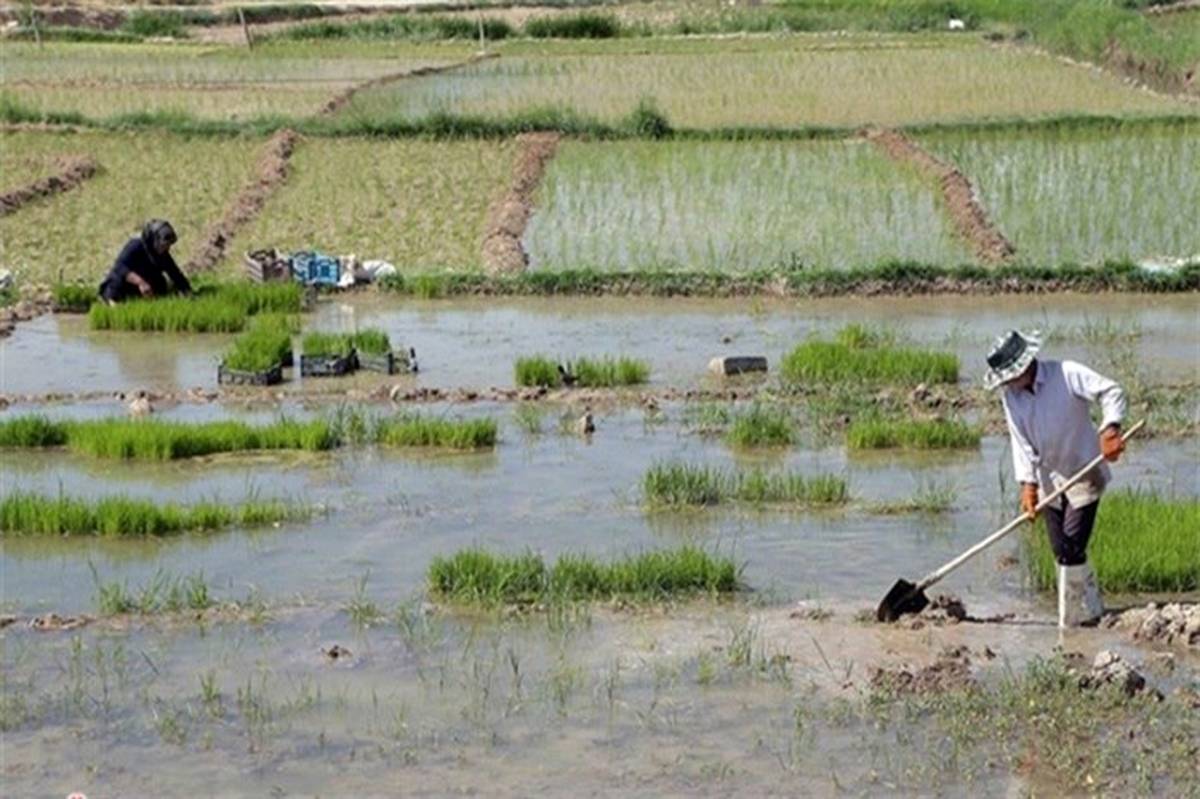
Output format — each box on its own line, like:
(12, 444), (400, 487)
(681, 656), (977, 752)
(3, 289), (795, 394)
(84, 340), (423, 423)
(876, 579), (929, 622)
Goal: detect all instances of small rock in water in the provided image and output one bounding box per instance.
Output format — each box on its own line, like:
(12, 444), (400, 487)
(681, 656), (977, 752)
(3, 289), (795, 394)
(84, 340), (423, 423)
(1080, 650), (1152, 698)
(708, 355), (768, 377)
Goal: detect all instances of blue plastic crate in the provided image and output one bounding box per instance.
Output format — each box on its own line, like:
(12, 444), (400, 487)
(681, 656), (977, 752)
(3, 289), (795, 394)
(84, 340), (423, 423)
(290, 251), (340, 286)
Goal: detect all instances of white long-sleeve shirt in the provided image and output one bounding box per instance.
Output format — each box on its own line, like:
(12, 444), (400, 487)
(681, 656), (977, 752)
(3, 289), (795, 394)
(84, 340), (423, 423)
(1001, 359), (1126, 508)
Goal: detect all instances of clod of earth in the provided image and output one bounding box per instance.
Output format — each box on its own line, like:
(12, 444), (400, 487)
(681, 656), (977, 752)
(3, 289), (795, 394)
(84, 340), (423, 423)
(1076, 650), (1156, 699)
(184, 129), (299, 273)
(28, 612), (91, 631)
(482, 132), (560, 274)
(869, 644), (975, 695)
(1102, 602), (1200, 648)
(0, 155), (99, 216)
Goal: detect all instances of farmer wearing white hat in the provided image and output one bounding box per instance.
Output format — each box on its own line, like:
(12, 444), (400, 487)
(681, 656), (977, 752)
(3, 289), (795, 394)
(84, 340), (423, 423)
(984, 330), (1127, 628)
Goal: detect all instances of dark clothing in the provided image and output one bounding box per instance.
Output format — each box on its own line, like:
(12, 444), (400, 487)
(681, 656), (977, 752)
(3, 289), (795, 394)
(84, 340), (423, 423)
(99, 237), (191, 303)
(1043, 500), (1099, 566)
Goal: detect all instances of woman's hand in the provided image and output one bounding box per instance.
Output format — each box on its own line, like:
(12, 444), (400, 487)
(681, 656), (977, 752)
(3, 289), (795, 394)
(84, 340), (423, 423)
(1020, 482), (1039, 519)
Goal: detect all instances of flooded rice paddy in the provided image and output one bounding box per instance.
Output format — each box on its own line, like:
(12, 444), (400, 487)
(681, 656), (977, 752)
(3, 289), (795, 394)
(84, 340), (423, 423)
(2, 294), (1198, 796)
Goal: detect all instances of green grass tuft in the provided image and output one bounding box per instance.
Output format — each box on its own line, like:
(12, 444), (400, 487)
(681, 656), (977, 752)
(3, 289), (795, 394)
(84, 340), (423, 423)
(429, 546), (740, 606)
(52, 283), (97, 313)
(374, 414), (497, 449)
(643, 461), (848, 507)
(223, 315), (296, 372)
(87, 283), (302, 333)
(349, 328), (391, 356)
(0, 415), (68, 448)
(525, 13), (621, 39)
(568, 356), (650, 387)
(846, 418), (981, 450)
(1024, 489), (1199, 593)
(781, 327), (958, 388)
(515, 356), (563, 388)
(725, 404), (795, 448)
(0, 491), (304, 537)
(95, 571), (213, 616)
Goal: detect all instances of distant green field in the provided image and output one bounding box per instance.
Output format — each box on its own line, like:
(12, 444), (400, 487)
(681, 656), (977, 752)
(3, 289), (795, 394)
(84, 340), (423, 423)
(0, 41), (463, 121)
(524, 139), (971, 271)
(223, 137), (516, 273)
(345, 35), (1193, 130)
(0, 130), (259, 283)
(921, 122), (1200, 264)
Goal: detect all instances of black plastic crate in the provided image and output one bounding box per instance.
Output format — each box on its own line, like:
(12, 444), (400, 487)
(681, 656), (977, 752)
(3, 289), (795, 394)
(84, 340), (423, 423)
(300, 352), (355, 377)
(356, 347), (416, 375)
(218, 361), (283, 387)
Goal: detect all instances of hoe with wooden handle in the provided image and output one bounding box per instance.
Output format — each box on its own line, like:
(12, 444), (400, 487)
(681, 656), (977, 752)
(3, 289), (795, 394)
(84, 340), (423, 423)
(875, 419), (1145, 623)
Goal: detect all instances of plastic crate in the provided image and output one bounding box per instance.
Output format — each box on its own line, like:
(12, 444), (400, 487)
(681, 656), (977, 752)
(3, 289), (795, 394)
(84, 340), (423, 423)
(356, 347), (416, 375)
(218, 361), (283, 387)
(290, 251), (340, 286)
(300, 352), (355, 377)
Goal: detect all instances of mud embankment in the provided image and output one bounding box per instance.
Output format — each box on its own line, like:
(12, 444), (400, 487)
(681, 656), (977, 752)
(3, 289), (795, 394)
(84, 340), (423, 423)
(184, 129), (299, 273)
(319, 53), (497, 116)
(862, 127), (1016, 265)
(0, 155), (99, 217)
(481, 132), (560, 274)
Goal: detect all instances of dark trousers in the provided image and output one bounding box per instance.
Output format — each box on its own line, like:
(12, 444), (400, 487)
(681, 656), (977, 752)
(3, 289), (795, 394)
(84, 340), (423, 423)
(1043, 500), (1099, 566)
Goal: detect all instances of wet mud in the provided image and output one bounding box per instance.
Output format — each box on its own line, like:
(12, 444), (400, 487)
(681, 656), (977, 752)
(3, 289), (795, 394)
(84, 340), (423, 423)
(482, 132), (561, 274)
(862, 126), (1017, 264)
(184, 128), (299, 273)
(1104, 602), (1200, 649)
(0, 154), (99, 217)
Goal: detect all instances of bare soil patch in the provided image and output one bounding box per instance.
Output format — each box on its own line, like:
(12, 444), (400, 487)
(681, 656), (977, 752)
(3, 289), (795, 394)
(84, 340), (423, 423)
(862, 126), (1016, 265)
(184, 128), (298, 273)
(0, 155), (99, 217)
(481, 131), (559, 274)
(1103, 602), (1200, 649)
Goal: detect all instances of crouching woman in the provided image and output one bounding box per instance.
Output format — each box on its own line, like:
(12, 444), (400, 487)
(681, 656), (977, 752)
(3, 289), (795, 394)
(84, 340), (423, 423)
(98, 219), (192, 304)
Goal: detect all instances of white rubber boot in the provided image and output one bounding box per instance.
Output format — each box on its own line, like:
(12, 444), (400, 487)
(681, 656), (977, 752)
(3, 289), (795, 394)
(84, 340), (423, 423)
(1057, 564), (1083, 628)
(1079, 562), (1104, 626)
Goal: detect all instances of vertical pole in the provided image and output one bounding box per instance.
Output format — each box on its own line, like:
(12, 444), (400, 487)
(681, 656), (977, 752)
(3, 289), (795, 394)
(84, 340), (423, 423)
(238, 7), (253, 49)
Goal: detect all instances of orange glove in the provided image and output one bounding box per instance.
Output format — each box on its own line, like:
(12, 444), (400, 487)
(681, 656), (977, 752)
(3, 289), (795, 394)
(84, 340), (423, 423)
(1099, 426), (1124, 462)
(1020, 483), (1039, 519)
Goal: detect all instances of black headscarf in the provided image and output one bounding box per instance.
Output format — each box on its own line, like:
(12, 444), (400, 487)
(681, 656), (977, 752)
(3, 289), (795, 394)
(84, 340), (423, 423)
(140, 219), (178, 255)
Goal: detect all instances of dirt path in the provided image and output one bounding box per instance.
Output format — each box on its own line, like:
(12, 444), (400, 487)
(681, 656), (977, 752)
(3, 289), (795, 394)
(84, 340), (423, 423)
(318, 52), (496, 116)
(184, 128), (298, 273)
(481, 131), (559, 274)
(0, 155), (99, 217)
(861, 126), (1016, 265)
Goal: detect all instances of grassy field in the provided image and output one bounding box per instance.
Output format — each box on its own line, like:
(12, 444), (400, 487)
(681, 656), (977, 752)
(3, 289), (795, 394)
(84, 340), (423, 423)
(343, 35), (1192, 130)
(0, 130), (259, 283)
(0, 41), (462, 121)
(525, 139), (970, 271)
(921, 122), (1200, 264)
(222, 137), (515, 273)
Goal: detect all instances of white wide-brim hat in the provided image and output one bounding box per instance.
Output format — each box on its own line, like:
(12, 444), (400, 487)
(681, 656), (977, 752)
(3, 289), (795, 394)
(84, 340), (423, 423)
(983, 329), (1040, 390)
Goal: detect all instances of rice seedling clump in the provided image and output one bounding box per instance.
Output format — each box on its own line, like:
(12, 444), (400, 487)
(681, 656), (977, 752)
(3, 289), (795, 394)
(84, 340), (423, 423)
(1024, 489), (1199, 592)
(223, 315), (297, 372)
(95, 571), (214, 615)
(781, 327), (958, 388)
(349, 328), (391, 356)
(515, 356), (562, 388)
(428, 546), (739, 606)
(568, 356), (650, 387)
(0, 491), (305, 537)
(374, 414), (497, 449)
(643, 462), (849, 507)
(725, 404), (795, 448)
(846, 418), (981, 450)
(0, 415), (68, 448)
(301, 331), (354, 358)
(87, 282), (303, 333)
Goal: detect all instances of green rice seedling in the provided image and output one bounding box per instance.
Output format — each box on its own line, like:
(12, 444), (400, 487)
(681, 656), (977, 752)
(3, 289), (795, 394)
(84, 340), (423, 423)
(374, 414), (497, 449)
(846, 418), (980, 450)
(344, 573), (384, 627)
(301, 331), (354, 358)
(95, 570), (214, 616)
(683, 403), (733, 436)
(524, 13), (622, 39)
(61, 417), (337, 460)
(0, 491), (305, 537)
(869, 479), (958, 515)
(725, 404), (795, 448)
(52, 283), (97, 312)
(1024, 489), (1199, 593)
(513, 404), (545, 436)
(515, 356), (562, 388)
(88, 295), (247, 333)
(0, 415), (68, 448)
(642, 461), (848, 507)
(835, 323), (897, 350)
(781, 328), (958, 388)
(349, 328), (391, 356)
(567, 356), (650, 388)
(429, 546), (739, 606)
(223, 321), (293, 373)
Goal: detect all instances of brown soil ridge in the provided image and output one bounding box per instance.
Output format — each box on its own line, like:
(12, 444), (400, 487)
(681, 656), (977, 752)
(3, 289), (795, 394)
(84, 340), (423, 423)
(0, 155), (99, 217)
(481, 131), (560, 274)
(184, 128), (299, 273)
(861, 126), (1016, 265)
(318, 53), (497, 116)
(1143, 0), (1200, 15)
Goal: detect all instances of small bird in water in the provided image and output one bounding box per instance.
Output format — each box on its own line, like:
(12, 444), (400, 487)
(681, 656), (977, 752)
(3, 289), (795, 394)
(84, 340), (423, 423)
(408, 346), (419, 374)
(575, 410), (595, 437)
(557, 363), (577, 387)
(128, 391), (153, 417)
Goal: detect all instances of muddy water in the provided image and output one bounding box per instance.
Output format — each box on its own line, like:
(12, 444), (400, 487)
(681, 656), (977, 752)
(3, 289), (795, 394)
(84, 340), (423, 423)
(2, 404), (1196, 617)
(2, 293), (1197, 395)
